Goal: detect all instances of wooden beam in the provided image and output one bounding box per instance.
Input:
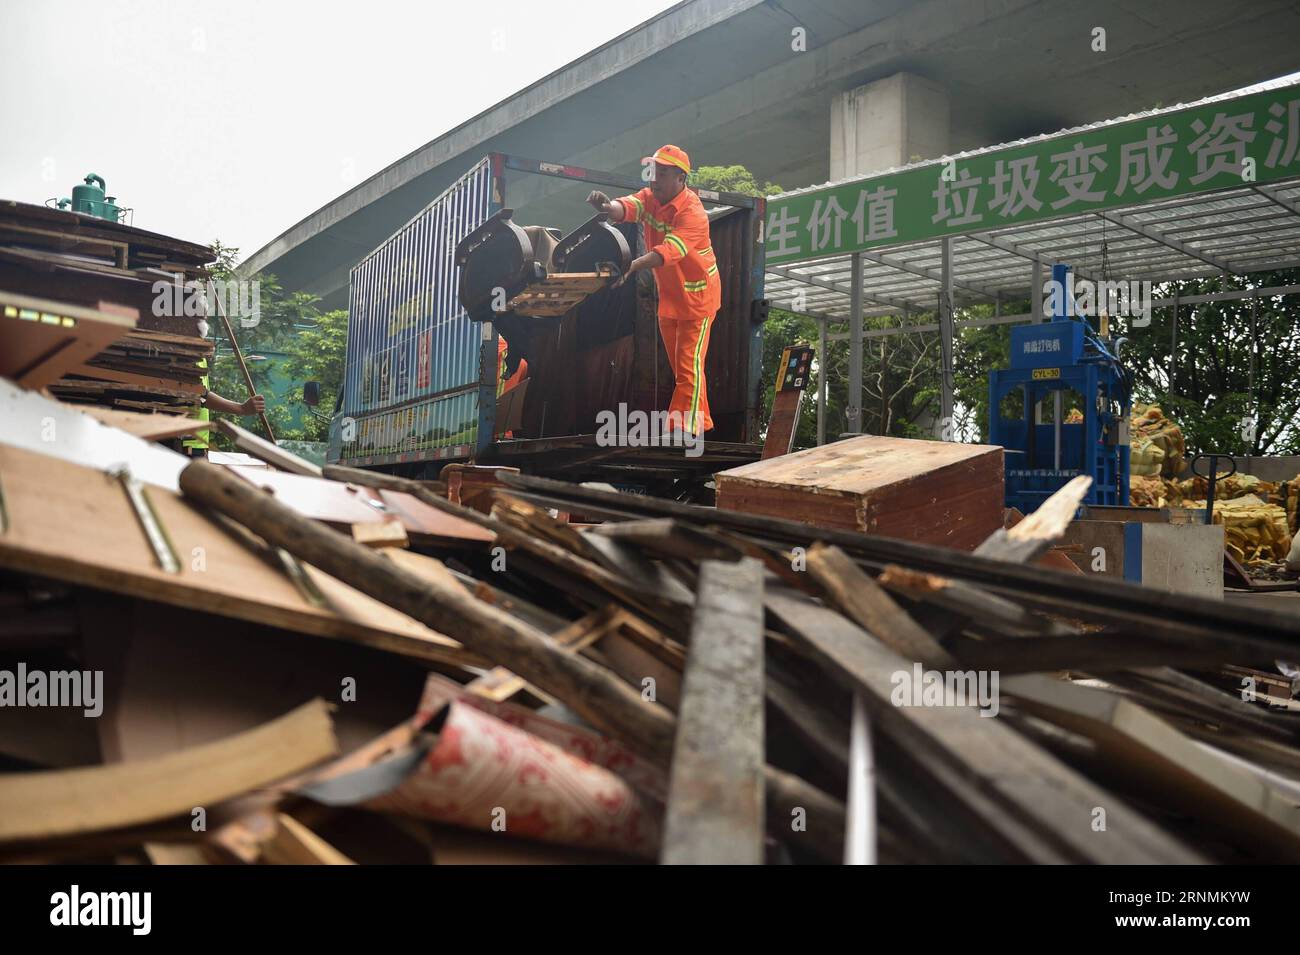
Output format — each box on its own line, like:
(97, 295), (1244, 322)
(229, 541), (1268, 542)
(662, 559), (766, 864)
(217, 418), (317, 476)
(807, 544), (957, 669)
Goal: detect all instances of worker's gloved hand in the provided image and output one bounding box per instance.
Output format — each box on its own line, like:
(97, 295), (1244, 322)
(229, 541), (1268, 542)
(240, 394), (266, 415)
(586, 190), (612, 214)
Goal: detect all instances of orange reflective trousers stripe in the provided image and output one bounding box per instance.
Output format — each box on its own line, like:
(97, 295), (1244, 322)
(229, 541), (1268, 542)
(658, 311), (715, 435)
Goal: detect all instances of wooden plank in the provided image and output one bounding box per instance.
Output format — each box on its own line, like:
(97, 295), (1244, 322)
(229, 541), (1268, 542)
(717, 434), (1004, 551)
(217, 418), (317, 476)
(662, 558), (765, 864)
(807, 543), (957, 669)
(0, 289), (137, 389)
(0, 443), (479, 669)
(351, 520), (409, 548)
(975, 475), (1092, 564)
(765, 591), (1203, 863)
(0, 699), (337, 843)
(74, 405), (205, 441)
(261, 813), (357, 865)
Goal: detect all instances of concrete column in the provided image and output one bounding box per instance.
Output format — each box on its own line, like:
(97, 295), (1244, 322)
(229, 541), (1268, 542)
(831, 72), (950, 179)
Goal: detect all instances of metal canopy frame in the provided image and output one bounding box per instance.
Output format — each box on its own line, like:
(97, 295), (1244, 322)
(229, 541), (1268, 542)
(765, 178), (1300, 322)
(761, 79), (1300, 441)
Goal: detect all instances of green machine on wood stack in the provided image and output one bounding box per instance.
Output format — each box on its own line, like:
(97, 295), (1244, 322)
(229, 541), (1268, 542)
(48, 174), (129, 224)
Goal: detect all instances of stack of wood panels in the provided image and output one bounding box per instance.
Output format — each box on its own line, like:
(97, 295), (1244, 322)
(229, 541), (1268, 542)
(49, 327), (213, 415)
(715, 434), (1005, 551)
(0, 198), (216, 415)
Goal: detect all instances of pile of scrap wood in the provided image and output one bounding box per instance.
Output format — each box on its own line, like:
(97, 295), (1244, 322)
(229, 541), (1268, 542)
(0, 199), (215, 418)
(4, 389), (1300, 863)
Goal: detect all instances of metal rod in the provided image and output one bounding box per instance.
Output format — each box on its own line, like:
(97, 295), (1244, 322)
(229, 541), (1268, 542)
(938, 237), (955, 434)
(1031, 257), (1044, 323)
(844, 693), (876, 865)
(1169, 293), (1179, 397)
(848, 252), (863, 434)
(817, 314), (827, 446)
(1054, 390), (1063, 471)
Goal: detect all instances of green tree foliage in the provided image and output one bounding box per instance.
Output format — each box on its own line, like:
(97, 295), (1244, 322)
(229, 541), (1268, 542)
(690, 164), (784, 197)
(1116, 269), (1300, 456)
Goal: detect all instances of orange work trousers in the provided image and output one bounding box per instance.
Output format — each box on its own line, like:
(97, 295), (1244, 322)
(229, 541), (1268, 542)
(658, 311), (715, 435)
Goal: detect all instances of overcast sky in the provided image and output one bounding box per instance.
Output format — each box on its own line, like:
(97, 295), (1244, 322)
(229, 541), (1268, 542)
(0, 0), (678, 263)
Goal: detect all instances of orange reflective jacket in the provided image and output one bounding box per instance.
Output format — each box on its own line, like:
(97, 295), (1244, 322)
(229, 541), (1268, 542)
(614, 186), (720, 321)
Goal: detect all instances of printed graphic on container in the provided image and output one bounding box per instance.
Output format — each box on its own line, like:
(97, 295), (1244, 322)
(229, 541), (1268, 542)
(340, 394), (478, 461)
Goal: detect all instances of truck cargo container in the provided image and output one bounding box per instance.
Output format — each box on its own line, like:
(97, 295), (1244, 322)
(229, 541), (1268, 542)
(327, 153), (767, 492)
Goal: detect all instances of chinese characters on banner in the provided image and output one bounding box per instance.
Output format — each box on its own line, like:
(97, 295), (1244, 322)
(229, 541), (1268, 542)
(765, 86), (1300, 266)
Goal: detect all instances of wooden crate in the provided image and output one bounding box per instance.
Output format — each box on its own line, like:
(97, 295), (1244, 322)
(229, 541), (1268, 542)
(715, 434), (1004, 551)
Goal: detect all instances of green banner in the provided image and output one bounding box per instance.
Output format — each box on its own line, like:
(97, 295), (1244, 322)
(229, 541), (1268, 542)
(765, 84), (1300, 266)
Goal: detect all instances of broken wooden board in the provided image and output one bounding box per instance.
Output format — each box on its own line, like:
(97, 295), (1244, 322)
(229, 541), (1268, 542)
(217, 418), (320, 476)
(662, 558), (766, 865)
(351, 520), (409, 548)
(0, 699), (337, 843)
(717, 434), (1004, 551)
(229, 466), (494, 545)
(0, 443), (480, 669)
(74, 404), (205, 441)
(0, 289), (137, 389)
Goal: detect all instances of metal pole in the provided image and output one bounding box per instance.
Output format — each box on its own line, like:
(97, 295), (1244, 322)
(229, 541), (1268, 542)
(1031, 257), (1043, 323)
(1169, 293), (1179, 398)
(844, 693), (876, 865)
(849, 252), (863, 435)
(1053, 390), (1063, 471)
(817, 314), (827, 446)
(938, 237), (955, 437)
(1248, 294), (1258, 467)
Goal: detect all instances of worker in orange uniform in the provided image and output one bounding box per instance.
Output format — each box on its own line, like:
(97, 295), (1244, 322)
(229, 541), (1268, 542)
(586, 144), (721, 435)
(495, 334), (527, 439)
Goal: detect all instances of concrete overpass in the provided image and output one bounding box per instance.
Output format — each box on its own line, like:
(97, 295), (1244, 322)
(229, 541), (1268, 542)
(243, 0), (1300, 308)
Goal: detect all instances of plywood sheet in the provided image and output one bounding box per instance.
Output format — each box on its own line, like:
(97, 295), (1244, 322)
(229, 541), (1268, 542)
(0, 289), (136, 389)
(0, 443), (480, 669)
(75, 405), (206, 441)
(230, 466), (494, 544)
